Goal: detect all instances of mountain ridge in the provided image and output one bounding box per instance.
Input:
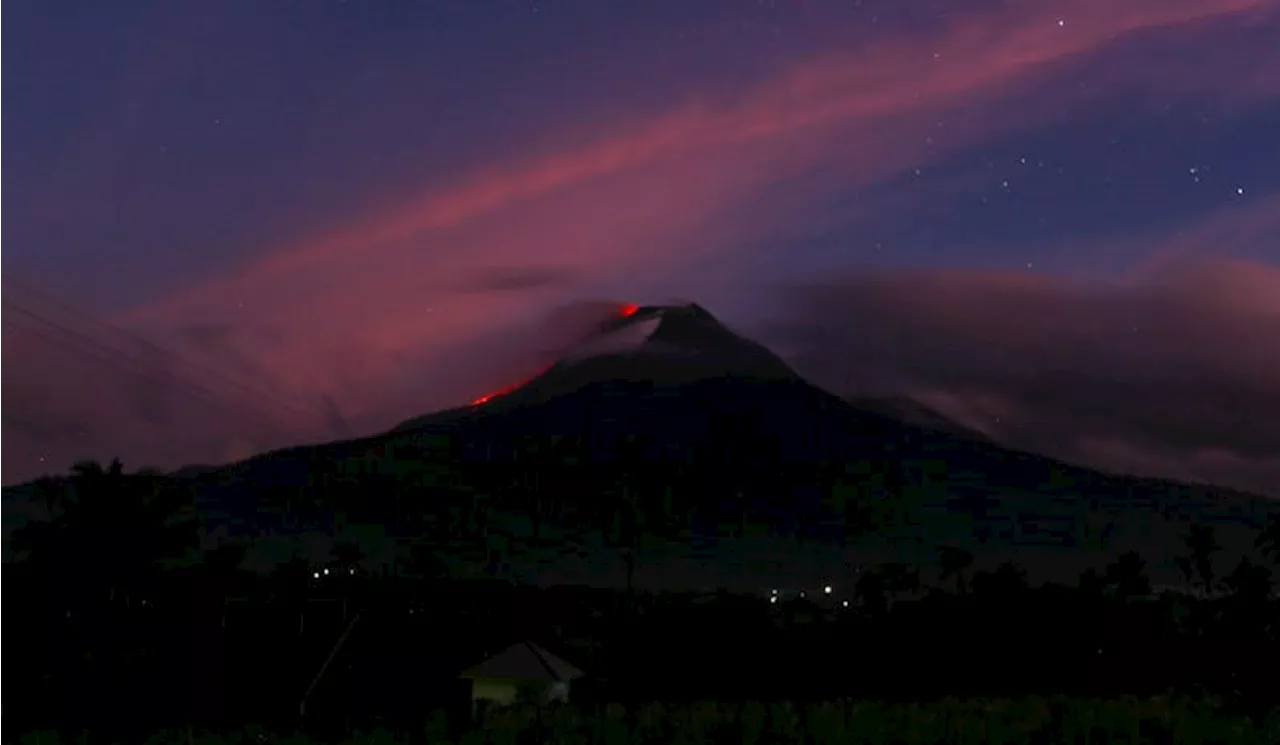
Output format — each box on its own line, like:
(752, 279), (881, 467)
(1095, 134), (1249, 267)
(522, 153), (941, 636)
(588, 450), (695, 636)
(7, 302), (1278, 590)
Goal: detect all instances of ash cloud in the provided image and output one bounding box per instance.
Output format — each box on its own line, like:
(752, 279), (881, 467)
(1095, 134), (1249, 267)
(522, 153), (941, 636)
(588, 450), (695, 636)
(772, 260), (1280, 496)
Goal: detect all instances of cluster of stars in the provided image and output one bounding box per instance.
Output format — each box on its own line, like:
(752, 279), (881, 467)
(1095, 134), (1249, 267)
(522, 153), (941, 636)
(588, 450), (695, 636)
(1186, 165), (1246, 196)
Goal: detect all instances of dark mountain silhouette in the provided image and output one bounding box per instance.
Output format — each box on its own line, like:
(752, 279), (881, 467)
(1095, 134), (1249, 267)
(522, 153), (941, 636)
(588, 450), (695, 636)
(8, 302), (1280, 590)
(844, 395), (991, 441)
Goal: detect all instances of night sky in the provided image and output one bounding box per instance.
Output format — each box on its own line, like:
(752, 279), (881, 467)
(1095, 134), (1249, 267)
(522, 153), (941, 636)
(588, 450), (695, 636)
(4, 0), (1279, 493)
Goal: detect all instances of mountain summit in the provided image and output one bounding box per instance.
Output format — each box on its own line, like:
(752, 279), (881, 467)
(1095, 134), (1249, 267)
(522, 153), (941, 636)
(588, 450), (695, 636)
(393, 302), (800, 429)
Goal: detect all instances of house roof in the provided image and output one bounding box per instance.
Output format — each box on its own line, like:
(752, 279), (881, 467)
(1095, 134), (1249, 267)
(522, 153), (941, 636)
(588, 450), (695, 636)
(460, 641), (584, 682)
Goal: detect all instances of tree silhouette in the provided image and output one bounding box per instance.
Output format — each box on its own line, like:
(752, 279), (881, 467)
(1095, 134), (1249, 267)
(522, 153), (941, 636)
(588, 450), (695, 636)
(204, 540), (253, 628)
(1104, 551), (1152, 601)
(854, 566), (891, 616)
(1220, 556), (1275, 639)
(1078, 567), (1108, 597)
(1256, 515), (1280, 565)
(1174, 555), (1195, 589)
(330, 539), (366, 570)
(938, 545), (974, 596)
(1222, 556), (1274, 604)
(1183, 524), (1222, 596)
(971, 560), (1028, 599)
(14, 459), (198, 611)
(9, 459), (199, 726)
(878, 562), (921, 600)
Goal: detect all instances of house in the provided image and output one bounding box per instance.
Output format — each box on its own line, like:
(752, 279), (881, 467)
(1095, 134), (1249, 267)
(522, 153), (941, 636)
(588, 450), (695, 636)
(459, 641), (584, 717)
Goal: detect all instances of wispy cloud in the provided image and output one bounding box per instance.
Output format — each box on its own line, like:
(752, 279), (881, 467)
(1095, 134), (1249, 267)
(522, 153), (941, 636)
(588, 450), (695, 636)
(776, 258), (1280, 495)
(118, 0), (1271, 408)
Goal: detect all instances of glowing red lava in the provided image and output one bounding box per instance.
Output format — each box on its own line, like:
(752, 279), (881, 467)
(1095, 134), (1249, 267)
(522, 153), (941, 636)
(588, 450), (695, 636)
(469, 363), (554, 407)
(620, 302), (640, 318)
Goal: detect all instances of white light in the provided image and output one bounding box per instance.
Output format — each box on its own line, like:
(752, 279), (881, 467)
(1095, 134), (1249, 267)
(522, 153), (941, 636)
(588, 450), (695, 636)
(842, 600), (850, 608)
(323, 568), (329, 576)
(769, 596), (777, 604)
(1237, 187), (1245, 195)
(313, 572), (320, 579)
(770, 588), (778, 595)
(349, 568), (355, 575)
(799, 591), (806, 598)
(824, 585), (833, 594)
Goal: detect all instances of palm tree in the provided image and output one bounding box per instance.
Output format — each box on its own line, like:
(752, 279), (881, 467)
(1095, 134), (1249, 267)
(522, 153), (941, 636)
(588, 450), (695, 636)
(938, 545), (974, 596)
(15, 459), (198, 610)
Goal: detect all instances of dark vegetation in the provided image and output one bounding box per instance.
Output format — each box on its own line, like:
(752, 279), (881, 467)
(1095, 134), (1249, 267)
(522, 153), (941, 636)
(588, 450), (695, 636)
(6, 457), (1280, 743)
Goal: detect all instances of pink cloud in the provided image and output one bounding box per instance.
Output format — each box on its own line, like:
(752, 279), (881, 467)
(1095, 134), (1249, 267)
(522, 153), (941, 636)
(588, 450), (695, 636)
(5, 0), (1275, 483)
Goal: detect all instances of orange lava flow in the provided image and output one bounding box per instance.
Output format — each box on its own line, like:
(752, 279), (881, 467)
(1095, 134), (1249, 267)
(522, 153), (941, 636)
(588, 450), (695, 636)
(469, 363), (554, 407)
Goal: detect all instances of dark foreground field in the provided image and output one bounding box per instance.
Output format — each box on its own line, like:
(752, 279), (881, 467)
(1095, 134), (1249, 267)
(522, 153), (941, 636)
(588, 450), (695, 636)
(11, 696), (1280, 745)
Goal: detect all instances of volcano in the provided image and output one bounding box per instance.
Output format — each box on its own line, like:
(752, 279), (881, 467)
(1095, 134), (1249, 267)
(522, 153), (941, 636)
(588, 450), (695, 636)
(32, 301), (1278, 590)
(392, 302), (805, 431)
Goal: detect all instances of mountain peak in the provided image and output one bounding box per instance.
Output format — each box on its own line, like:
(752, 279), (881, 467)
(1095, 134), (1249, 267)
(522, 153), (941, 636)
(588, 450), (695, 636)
(524, 300), (798, 391)
(393, 301), (799, 430)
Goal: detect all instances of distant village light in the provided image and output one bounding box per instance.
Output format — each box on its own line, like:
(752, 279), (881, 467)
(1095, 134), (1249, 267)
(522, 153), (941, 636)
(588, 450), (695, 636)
(770, 596), (777, 604)
(823, 585), (833, 594)
(313, 572), (320, 579)
(842, 600), (850, 608)
(323, 568), (330, 576)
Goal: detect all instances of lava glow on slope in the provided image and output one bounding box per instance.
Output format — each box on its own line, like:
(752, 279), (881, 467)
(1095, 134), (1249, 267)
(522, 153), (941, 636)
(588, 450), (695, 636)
(468, 303), (642, 407)
(468, 363), (552, 407)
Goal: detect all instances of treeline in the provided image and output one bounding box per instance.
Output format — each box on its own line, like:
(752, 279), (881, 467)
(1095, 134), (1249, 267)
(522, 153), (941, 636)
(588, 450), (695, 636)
(4, 459), (1280, 741)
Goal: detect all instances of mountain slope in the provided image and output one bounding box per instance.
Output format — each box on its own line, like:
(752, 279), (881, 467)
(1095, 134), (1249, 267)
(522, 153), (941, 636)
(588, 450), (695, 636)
(846, 395), (992, 441)
(12, 302), (1278, 590)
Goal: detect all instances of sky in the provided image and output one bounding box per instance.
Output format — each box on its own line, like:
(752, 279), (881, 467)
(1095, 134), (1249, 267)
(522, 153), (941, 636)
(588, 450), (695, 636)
(3, 0), (1279, 494)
